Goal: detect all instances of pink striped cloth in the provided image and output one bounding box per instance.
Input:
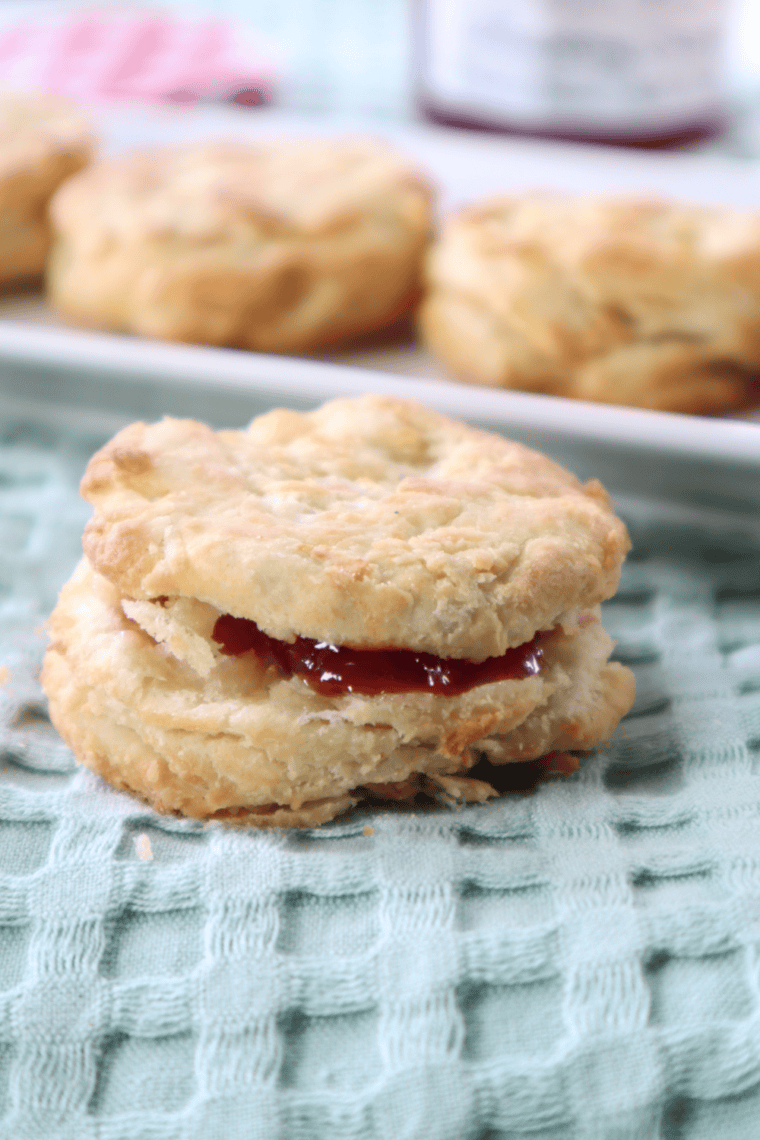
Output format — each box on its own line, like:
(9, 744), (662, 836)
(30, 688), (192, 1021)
(0, 11), (276, 104)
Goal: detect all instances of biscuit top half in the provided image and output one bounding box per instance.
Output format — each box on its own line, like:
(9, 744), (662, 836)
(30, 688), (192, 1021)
(0, 89), (93, 189)
(51, 138), (432, 246)
(80, 396), (630, 660)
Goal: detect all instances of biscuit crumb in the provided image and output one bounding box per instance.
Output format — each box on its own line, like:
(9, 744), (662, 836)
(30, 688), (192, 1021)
(539, 751), (580, 775)
(0, 666), (10, 686)
(133, 833), (153, 861)
(363, 824), (375, 837)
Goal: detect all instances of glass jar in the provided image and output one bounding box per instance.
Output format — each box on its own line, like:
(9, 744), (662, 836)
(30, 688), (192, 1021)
(415, 0), (728, 147)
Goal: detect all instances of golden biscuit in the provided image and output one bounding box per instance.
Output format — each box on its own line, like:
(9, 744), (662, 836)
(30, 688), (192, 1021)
(0, 89), (93, 288)
(421, 195), (760, 413)
(47, 139), (433, 351)
(42, 396), (635, 826)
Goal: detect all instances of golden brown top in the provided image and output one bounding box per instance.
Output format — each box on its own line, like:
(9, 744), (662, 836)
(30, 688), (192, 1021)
(0, 88), (93, 203)
(51, 137), (432, 244)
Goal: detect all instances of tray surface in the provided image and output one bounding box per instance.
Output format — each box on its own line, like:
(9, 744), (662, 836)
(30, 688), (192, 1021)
(0, 378), (758, 1138)
(2, 103), (760, 425)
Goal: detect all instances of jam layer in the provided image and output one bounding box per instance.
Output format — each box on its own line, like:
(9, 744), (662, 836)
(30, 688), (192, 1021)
(212, 614), (548, 698)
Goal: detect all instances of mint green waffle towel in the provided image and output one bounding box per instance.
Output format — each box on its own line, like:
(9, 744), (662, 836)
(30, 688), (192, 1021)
(0, 394), (758, 1139)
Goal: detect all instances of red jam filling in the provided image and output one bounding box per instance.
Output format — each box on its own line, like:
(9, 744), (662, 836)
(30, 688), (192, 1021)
(211, 614), (549, 698)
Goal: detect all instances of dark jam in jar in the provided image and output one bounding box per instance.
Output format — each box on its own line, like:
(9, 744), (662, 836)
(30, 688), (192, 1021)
(414, 0), (725, 150)
(212, 614), (548, 698)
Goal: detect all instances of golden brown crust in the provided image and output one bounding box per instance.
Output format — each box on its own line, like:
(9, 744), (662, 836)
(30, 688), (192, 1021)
(0, 89), (93, 287)
(79, 396), (631, 660)
(41, 558), (634, 827)
(47, 139), (432, 350)
(421, 194), (760, 413)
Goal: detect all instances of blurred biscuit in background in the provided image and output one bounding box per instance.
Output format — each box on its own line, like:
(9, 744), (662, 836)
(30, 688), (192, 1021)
(47, 138), (433, 352)
(0, 89), (93, 288)
(421, 194), (760, 414)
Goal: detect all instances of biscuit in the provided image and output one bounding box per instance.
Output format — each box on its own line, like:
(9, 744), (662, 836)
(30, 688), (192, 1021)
(0, 89), (93, 288)
(421, 195), (760, 414)
(47, 139), (433, 352)
(42, 395), (635, 827)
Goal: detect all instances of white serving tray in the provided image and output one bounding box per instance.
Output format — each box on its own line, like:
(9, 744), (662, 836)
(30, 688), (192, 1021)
(3, 104), (760, 496)
(4, 325), (759, 517)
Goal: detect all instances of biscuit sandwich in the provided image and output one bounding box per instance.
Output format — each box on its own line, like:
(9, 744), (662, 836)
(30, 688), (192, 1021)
(0, 88), (93, 288)
(47, 138), (432, 352)
(41, 395), (636, 827)
(422, 193), (760, 414)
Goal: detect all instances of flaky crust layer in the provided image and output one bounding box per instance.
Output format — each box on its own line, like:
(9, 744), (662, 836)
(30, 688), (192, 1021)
(47, 139), (432, 351)
(41, 559), (635, 827)
(80, 396), (631, 660)
(421, 194), (760, 413)
(0, 89), (93, 286)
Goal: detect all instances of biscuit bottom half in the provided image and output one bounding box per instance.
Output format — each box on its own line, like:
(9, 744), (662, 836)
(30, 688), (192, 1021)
(42, 559), (635, 828)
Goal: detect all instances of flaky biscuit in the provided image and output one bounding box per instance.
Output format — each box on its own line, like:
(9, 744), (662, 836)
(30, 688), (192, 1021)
(79, 395), (630, 661)
(421, 194), (760, 413)
(47, 139), (432, 351)
(0, 89), (93, 287)
(42, 396), (635, 827)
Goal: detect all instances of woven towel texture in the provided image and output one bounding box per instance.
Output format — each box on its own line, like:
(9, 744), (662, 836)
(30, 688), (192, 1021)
(0, 394), (759, 1140)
